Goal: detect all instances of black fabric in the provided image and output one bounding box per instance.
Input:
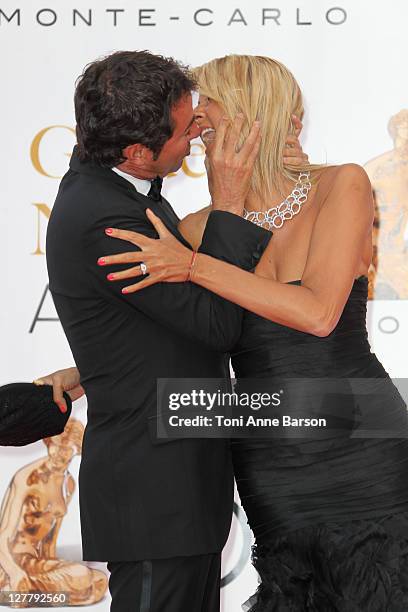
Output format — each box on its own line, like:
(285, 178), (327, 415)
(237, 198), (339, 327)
(0, 383), (72, 446)
(107, 553), (221, 612)
(231, 277), (408, 610)
(246, 512), (408, 612)
(46, 146), (271, 561)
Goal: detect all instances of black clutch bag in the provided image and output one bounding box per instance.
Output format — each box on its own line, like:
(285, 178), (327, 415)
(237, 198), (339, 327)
(0, 383), (72, 446)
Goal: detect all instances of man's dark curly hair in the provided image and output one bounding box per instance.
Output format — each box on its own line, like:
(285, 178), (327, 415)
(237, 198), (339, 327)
(74, 50), (197, 167)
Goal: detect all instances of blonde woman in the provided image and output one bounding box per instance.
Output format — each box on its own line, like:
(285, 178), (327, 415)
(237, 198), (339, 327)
(99, 55), (408, 610)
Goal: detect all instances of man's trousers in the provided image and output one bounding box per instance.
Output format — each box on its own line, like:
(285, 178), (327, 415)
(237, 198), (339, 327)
(107, 552), (221, 612)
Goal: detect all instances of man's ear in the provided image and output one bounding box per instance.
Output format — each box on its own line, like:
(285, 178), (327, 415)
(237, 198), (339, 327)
(122, 143), (154, 167)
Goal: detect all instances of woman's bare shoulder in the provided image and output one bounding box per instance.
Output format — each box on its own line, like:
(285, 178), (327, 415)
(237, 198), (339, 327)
(315, 164), (372, 205)
(317, 163), (371, 189)
(179, 205), (212, 250)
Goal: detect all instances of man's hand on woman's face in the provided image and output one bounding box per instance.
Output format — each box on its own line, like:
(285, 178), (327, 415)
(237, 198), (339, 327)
(284, 115), (309, 166)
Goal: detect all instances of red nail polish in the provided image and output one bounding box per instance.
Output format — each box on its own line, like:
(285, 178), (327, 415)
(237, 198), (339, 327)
(98, 258), (106, 266)
(59, 403), (67, 414)
(107, 273), (115, 281)
(105, 228), (113, 235)
(122, 288), (129, 294)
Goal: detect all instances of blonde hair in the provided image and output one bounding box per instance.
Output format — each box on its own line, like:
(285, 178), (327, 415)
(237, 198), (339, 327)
(193, 54), (321, 200)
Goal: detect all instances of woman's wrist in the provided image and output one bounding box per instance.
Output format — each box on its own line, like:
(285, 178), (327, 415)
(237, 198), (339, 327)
(211, 201), (243, 217)
(186, 251), (198, 281)
(189, 253), (214, 285)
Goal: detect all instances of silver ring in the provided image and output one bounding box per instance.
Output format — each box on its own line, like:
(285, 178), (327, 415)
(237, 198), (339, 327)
(140, 262), (148, 275)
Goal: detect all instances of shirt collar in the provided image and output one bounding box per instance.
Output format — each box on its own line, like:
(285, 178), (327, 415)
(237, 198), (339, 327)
(112, 167), (152, 196)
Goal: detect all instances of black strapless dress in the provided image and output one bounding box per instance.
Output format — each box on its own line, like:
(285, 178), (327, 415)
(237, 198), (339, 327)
(231, 277), (408, 612)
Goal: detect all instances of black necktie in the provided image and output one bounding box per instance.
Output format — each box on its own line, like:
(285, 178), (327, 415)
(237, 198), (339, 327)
(148, 176), (163, 201)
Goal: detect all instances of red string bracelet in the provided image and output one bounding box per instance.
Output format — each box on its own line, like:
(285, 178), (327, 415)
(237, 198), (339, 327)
(186, 251), (198, 282)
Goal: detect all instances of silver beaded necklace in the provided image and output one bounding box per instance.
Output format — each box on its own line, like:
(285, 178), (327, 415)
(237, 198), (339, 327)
(243, 171), (312, 230)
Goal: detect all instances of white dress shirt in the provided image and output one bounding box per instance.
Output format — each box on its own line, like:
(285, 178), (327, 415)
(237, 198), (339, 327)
(112, 167), (151, 196)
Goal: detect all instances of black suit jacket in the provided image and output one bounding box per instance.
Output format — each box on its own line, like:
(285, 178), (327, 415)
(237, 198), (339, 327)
(46, 148), (271, 561)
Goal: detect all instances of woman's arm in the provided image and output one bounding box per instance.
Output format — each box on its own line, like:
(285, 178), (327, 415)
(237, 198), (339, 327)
(190, 164), (374, 336)
(107, 164), (373, 337)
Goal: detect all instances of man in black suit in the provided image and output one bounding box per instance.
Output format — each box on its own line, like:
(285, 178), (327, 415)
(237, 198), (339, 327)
(45, 51), (271, 611)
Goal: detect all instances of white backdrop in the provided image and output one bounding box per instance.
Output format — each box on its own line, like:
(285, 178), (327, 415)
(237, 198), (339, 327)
(1, 1), (408, 610)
